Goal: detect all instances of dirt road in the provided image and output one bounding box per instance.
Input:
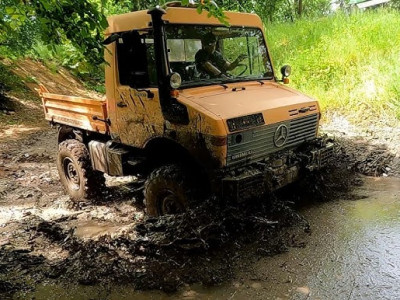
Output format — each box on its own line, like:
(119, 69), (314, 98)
(1, 58), (400, 299)
(0, 124), (399, 299)
(28, 176), (397, 300)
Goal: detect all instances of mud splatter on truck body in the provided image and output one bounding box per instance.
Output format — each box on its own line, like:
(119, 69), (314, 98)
(37, 4), (333, 216)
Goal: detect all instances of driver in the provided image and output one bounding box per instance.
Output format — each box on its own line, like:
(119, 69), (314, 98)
(195, 32), (247, 78)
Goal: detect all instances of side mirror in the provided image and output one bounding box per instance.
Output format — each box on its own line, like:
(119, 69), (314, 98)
(280, 65), (291, 84)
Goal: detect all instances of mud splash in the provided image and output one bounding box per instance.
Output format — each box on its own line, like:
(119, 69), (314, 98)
(1, 195), (308, 295)
(1, 127), (399, 299)
(0, 162), (357, 299)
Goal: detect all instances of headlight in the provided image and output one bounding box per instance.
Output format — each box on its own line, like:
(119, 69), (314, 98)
(280, 65), (291, 77)
(169, 72), (182, 89)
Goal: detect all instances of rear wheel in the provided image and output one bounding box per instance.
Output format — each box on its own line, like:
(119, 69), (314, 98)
(57, 139), (105, 201)
(144, 164), (198, 217)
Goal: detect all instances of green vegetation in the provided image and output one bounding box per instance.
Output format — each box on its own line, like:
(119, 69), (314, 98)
(0, 63), (28, 93)
(28, 41), (106, 93)
(0, 0), (108, 65)
(266, 9), (400, 123)
(1, 1), (400, 124)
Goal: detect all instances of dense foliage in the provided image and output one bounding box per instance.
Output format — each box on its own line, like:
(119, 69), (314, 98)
(1, 1), (399, 122)
(0, 0), (336, 62)
(0, 0), (108, 64)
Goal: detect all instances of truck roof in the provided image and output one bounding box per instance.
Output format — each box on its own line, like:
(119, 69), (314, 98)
(106, 7), (264, 34)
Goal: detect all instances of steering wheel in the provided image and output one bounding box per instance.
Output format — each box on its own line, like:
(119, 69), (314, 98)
(236, 63), (248, 77)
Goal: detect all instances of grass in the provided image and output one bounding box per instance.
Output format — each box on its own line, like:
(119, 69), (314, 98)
(0, 63), (29, 94)
(265, 9), (400, 125)
(29, 42), (106, 94)
(3, 9), (400, 126)
(0, 63), (46, 130)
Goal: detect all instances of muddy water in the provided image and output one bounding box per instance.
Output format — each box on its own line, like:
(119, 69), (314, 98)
(24, 176), (400, 300)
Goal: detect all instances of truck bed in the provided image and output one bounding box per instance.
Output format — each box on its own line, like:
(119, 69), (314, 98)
(37, 84), (109, 134)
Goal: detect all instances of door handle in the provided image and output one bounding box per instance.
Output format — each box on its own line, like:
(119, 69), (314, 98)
(117, 101), (127, 108)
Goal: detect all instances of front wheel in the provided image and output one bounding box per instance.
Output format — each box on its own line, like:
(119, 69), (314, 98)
(144, 165), (198, 217)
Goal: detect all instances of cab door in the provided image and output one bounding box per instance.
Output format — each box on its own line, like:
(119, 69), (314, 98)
(113, 31), (164, 147)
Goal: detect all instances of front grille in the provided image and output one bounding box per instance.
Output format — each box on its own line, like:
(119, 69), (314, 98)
(286, 113), (319, 147)
(227, 113), (318, 166)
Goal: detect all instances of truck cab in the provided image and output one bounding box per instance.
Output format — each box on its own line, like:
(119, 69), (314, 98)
(38, 5), (333, 216)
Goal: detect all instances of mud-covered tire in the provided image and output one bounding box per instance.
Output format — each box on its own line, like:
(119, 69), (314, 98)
(57, 139), (105, 201)
(144, 165), (197, 217)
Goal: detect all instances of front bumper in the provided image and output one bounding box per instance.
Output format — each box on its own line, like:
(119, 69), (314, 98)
(221, 140), (334, 201)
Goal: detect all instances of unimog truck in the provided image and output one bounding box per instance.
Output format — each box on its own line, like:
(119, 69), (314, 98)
(37, 4), (333, 216)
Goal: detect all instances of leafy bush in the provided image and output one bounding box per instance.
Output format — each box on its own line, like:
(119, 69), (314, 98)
(29, 41), (105, 93)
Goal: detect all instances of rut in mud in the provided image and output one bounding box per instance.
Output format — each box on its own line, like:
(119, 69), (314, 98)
(2, 126), (392, 297)
(1, 60), (400, 298)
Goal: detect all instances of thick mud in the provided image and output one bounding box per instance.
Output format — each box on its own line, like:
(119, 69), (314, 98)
(1, 125), (399, 299)
(164, 176), (400, 300)
(0, 131), (330, 293)
(1, 59), (399, 299)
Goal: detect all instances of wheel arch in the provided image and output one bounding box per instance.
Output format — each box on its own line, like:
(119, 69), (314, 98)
(144, 137), (209, 184)
(57, 125), (83, 144)
(144, 136), (198, 167)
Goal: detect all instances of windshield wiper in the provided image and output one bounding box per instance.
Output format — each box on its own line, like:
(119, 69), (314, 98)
(220, 75), (272, 84)
(182, 78), (226, 87)
(182, 76), (272, 88)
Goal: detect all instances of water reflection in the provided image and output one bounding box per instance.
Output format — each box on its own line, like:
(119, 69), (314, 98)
(20, 177), (400, 300)
(303, 177), (400, 300)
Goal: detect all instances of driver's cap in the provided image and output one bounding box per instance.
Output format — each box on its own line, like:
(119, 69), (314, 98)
(202, 32), (217, 45)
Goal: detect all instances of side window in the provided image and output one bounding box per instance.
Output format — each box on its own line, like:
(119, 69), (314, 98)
(116, 31), (157, 88)
(186, 40), (202, 61)
(168, 39), (185, 62)
(167, 39), (202, 62)
(167, 39), (202, 81)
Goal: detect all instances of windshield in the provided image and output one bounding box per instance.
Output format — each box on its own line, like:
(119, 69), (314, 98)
(165, 25), (273, 87)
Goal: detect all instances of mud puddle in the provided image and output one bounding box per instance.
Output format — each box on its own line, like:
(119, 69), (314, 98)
(180, 176), (400, 300)
(18, 176), (399, 300)
(1, 129), (399, 299)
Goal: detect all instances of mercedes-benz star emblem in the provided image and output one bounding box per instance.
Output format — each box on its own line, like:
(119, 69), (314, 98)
(273, 124), (289, 147)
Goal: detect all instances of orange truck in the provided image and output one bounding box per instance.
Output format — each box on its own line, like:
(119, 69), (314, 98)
(37, 4), (333, 216)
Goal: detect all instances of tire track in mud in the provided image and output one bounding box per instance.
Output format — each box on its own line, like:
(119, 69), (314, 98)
(0, 169), (356, 296)
(1, 128), (398, 297)
(3, 196), (311, 292)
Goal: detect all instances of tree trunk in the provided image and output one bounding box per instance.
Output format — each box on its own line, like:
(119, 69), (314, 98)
(297, 0), (303, 16)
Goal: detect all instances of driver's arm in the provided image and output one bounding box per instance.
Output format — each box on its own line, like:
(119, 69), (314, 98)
(196, 49), (225, 77)
(203, 54), (244, 76)
(203, 61), (223, 77)
(224, 54), (247, 71)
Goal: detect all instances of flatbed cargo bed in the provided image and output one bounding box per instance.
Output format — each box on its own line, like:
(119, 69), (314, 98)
(37, 84), (108, 133)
